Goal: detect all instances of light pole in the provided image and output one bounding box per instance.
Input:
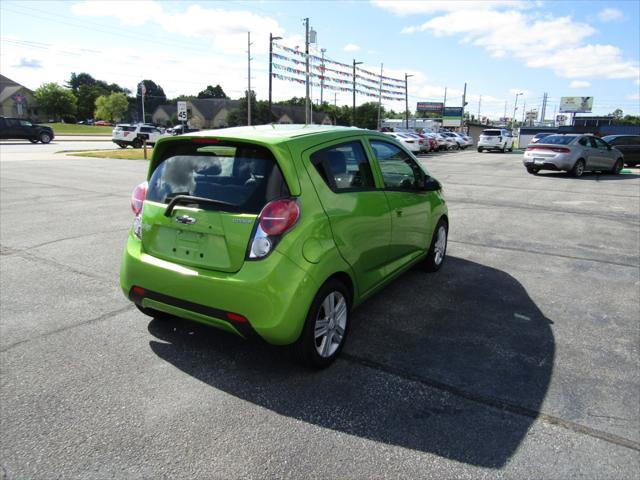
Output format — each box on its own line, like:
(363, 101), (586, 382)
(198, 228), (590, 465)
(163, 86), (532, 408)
(320, 48), (326, 105)
(352, 59), (362, 126)
(405, 73), (413, 130)
(269, 33), (282, 122)
(247, 31), (253, 126)
(512, 92), (522, 128)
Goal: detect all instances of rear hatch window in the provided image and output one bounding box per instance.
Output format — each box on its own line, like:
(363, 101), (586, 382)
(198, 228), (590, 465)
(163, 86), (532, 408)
(142, 140), (289, 272)
(482, 130), (501, 136)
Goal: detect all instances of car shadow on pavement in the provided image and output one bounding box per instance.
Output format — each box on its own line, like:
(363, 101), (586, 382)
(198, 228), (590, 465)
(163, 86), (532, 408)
(147, 256), (554, 468)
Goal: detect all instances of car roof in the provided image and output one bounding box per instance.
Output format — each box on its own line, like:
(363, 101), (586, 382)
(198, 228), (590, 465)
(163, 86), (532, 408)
(185, 124), (371, 145)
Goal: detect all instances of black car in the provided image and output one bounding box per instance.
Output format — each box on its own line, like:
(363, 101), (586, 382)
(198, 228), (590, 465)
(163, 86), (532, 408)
(0, 117), (54, 144)
(602, 135), (640, 167)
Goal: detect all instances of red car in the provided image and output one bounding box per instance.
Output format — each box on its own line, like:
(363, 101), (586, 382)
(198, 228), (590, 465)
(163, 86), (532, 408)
(95, 120), (113, 126)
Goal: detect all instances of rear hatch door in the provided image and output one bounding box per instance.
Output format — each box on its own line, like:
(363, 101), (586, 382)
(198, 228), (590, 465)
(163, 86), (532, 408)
(141, 140), (289, 273)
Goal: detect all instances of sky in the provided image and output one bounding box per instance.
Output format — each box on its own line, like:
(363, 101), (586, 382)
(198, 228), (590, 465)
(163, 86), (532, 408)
(1, 0), (639, 120)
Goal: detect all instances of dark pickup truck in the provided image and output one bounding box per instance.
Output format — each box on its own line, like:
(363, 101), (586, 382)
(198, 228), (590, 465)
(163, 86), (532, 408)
(0, 117), (55, 143)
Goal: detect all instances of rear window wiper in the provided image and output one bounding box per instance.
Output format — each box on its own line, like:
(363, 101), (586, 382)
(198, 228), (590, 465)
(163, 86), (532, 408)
(163, 195), (238, 217)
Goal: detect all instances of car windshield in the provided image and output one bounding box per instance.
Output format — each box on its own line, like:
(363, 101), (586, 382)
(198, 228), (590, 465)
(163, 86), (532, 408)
(482, 130), (501, 136)
(539, 135), (575, 145)
(146, 141), (288, 214)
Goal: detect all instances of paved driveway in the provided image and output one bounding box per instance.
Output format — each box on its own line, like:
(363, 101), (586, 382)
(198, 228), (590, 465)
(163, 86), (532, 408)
(1, 146), (638, 479)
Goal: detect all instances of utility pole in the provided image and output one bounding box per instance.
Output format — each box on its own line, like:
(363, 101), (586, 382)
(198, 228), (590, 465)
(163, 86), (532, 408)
(320, 48), (326, 105)
(477, 95), (482, 120)
(377, 63), (383, 130)
(443, 87), (447, 107)
(269, 32), (282, 122)
(461, 82), (467, 128)
(140, 82), (145, 123)
(352, 59), (362, 126)
(512, 92), (522, 128)
(522, 100), (526, 124)
(304, 18), (310, 125)
(247, 31), (253, 126)
(405, 73), (413, 130)
(540, 92), (548, 124)
(503, 100), (507, 121)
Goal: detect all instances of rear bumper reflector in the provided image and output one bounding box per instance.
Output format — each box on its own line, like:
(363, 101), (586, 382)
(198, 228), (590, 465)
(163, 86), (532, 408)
(129, 286), (259, 339)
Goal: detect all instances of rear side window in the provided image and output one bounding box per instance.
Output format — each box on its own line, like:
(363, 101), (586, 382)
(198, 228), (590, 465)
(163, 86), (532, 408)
(146, 142), (289, 214)
(310, 141), (375, 191)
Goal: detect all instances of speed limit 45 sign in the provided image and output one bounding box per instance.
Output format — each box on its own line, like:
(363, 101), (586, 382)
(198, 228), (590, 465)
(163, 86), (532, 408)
(177, 101), (187, 121)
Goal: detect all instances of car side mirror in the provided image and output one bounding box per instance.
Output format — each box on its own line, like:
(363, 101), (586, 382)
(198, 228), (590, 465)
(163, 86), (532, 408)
(422, 176), (441, 191)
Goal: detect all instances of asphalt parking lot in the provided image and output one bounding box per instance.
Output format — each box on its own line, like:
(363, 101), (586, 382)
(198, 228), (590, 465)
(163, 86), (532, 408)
(1, 144), (638, 479)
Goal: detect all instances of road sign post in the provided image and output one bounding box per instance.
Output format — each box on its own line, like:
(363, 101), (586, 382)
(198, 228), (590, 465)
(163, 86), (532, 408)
(177, 101), (187, 127)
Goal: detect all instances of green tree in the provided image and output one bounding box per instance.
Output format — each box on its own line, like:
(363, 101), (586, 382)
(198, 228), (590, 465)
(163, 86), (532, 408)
(34, 83), (77, 121)
(137, 80), (167, 122)
(609, 108), (624, 120)
(77, 84), (108, 120)
(227, 91), (272, 126)
(95, 92), (129, 122)
(197, 85), (229, 99)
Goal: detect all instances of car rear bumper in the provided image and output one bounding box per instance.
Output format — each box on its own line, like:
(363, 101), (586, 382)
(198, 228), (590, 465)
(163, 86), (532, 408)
(522, 152), (575, 170)
(120, 233), (319, 345)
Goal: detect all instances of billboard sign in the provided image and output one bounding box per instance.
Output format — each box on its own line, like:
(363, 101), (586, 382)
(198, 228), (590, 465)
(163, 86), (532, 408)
(442, 107), (463, 127)
(416, 101), (444, 113)
(559, 96), (593, 113)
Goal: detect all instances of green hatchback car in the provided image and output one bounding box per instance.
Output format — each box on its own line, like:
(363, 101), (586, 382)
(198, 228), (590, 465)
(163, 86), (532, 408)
(120, 125), (448, 367)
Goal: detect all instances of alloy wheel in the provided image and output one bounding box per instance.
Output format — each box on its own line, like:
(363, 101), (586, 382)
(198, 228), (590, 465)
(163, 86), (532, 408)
(434, 225), (447, 265)
(314, 291), (347, 358)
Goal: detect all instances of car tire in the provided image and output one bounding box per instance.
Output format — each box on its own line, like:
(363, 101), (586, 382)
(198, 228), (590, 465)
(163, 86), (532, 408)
(135, 304), (174, 321)
(39, 132), (52, 144)
(477, 147), (483, 152)
(500, 144), (506, 153)
(526, 166), (539, 175)
(290, 279), (351, 369)
(132, 138), (143, 149)
(117, 143), (127, 149)
(570, 159), (586, 177)
(422, 219), (448, 272)
(611, 158), (623, 174)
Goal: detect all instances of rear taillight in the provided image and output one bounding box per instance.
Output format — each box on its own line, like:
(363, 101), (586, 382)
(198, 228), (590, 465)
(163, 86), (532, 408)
(131, 181), (148, 216)
(131, 181), (148, 239)
(249, 198), (300, 259)
(528, 146), (570, 153)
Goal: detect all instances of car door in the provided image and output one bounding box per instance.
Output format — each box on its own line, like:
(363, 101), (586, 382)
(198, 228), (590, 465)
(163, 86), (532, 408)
(577, 136), (597, 169)
(591, 137), (614, 169)
(367, 139), (431, 271)
(3, 118), (22, 139)
(304, 139), (393, 295)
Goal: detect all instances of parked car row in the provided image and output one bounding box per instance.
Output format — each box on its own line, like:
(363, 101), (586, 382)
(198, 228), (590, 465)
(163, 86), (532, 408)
(383, 130), (474, 154)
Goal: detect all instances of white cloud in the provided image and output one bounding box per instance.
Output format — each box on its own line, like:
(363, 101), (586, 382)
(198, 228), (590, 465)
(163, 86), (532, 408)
(372, 0), (529, 16)
(570, 80), (591, 88)
(598, 8), (623, 22)
(628, 93), (640, 101)
(399, 7), (640, 80)
(71, 1), (284, 55)
(343, 43), (361, 52)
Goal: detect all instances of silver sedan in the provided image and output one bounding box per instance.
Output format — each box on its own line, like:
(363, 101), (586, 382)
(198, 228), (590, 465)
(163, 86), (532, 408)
(523, 134), (624, 177)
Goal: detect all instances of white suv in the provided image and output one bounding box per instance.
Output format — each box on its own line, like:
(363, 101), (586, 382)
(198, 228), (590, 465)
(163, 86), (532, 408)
(477, 129), (513, 153)
(112, 124), (169, 149)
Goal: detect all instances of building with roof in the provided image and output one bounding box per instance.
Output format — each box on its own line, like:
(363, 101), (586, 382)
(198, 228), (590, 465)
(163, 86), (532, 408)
(0, 75), (43, 121)
(151, 104), (177, 126)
